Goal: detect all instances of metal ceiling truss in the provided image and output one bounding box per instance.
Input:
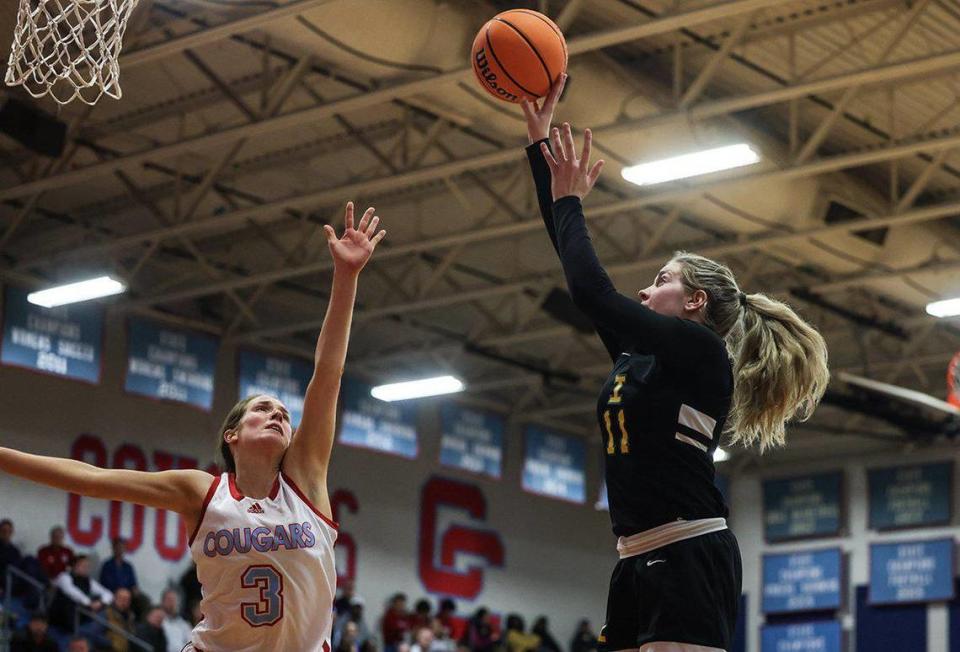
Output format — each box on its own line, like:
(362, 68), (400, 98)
(2, 0), (960, 440)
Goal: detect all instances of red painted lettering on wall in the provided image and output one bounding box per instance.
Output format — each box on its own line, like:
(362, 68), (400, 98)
(331, 489), (358, 585)
(418, 476), (504, 599)
(66, 434), (216, 561)
(67, 434), (107, 547)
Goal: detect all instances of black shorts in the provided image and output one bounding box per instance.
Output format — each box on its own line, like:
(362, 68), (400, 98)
(599, 529), (741, 650)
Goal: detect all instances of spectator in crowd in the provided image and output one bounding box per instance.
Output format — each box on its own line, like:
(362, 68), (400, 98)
(36, 525), (75, 580)
(568, 620), (597, 652)
(436, 598), (462, 642)
(9, 612), (58, 652)
(505, 614), (539, 652)
(134, 605), (169, 652)
(335, 620), (362, 652)
(99, 538), (137, 593)
(334, 580), (356, 617)
(532, 617), (560, 652)
(177, 563), (201, 621)
(0, 518), (23, 594)
(159, 588), (192, 652)
(49, 555), (112, 632)
(104, 587), (136, 652)
(409, 599), (432, 632)
(411, 625), (441, 652)
(462, 608), (498, 652)
(430, 615), (456, 652)
(334, 595), (373, 650)
(67, 637), (91, 652)
(99, 538), (148, 617)
(381, 592), (410, 652)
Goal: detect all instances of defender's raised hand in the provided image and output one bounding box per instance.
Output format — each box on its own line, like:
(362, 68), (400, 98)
(324, 202), (386, 273)
(541, 123), (605, 201)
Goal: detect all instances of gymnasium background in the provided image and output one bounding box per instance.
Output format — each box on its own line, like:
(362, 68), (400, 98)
(2, 1), (960, 651)
(1, 303), (958, 650)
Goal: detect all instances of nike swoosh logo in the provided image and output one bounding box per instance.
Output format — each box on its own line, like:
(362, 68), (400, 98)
(646, 559), (666, 566)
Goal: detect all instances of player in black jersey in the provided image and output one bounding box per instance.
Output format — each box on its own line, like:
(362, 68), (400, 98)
(522, 76), (829, 652)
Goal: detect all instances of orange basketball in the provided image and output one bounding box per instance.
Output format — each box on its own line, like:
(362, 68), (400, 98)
(471, 9), (567, 103)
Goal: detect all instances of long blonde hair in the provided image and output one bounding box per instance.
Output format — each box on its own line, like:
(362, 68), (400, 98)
(671, 252), (830, 452)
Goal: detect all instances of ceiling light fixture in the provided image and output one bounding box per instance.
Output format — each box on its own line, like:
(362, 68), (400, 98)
(621, 144), (761, 186)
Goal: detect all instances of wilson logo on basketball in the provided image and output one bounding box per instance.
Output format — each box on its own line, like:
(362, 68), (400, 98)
(473, 48), (519, 103)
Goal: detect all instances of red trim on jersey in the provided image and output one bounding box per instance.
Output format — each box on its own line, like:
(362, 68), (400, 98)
(282, 473), (339, 530)
(188, 475), (221, 547)
(228, 473), (243, 500)
(227, 473), (280, 501)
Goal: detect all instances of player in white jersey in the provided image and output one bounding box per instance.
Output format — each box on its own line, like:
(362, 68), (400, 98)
(0, 202), (386, 652)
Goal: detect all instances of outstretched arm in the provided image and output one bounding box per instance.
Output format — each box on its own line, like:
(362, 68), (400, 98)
(0, 448), (211, 532)
(282, 202), (386, 510)
(542, 125), (711, 365)
(522, 77), (621, 361)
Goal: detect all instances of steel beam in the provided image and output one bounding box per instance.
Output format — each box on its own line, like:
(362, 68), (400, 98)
(0, 0), (831, 202)
(120, 0), (338, 68)
(229, 195), (960, 339)
(19, 122), (960, 275)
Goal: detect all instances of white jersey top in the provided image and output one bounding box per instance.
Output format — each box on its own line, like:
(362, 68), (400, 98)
(188, 472), (338, 652)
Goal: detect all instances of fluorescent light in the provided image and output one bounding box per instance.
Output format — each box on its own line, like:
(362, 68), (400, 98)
(621, 143), (760, 186)
(926, 297), (960, 318)
(713, 447), (730, 463)
(27, 276), (125, 308)
(371, 375), (464, 402)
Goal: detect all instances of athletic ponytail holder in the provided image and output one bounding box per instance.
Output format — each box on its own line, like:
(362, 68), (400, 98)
(739, 291), (748, 308)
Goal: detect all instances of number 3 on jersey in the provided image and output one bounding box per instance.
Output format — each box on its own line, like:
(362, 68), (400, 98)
(241, 565), (284, 626)
(605, 374), (630, 455)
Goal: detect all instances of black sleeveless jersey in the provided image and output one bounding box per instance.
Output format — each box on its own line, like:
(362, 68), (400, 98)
(528, 141), (731, 536)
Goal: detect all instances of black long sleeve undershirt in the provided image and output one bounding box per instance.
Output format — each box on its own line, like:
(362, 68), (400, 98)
(526, 139), (622, 361)
(551, 195), (723, 368)
(526, 139), (721, 366)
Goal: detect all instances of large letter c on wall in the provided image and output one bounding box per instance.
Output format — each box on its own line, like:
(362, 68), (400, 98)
(418, 476), (504, 600)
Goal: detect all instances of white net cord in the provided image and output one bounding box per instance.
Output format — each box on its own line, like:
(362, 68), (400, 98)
(5, 0), (138, 105)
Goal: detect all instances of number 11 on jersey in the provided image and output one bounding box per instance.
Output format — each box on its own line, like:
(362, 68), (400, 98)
(605, 374), (629, 455)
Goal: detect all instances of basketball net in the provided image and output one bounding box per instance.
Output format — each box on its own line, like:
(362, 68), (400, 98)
(948, 351), (960, 408)
(5, 0), (138, 105)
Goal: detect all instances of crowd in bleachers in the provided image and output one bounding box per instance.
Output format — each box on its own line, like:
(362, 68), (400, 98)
(333, 584), (599, 652)
(1, 519), (195, 652)
(2, 517), (600, 652)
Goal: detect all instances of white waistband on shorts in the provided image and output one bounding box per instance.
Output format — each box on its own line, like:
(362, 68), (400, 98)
(616, 517), (727, 559)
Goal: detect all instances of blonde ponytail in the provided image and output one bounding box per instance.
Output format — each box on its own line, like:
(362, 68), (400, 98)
(671, 252), (829, 452)
(726, 292), (829, 451)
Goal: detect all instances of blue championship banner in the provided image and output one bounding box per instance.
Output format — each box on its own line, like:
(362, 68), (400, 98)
(125, 318), (218, 410)
(438, 403), (503, 478)
(339, 377), (418, 458)
(522, 426), (586, 504)
(763, 472), (843, 541)
(868, 461), (952, 530)
(1, 285), (103, 383)
(761, 621), (841, 652)
(762, 548), (843, 613)
(869, 538), (955, 604)
(237, 349), (313, 427)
